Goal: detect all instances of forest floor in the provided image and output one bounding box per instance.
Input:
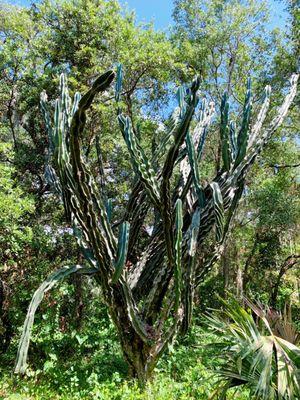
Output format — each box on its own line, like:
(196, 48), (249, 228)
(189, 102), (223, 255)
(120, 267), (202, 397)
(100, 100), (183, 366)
(0, 326), (249, 400)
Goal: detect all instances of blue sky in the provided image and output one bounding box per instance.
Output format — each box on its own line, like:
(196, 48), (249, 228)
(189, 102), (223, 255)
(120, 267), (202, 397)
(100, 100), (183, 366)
(120, 0), (288, 31)
(7, 0), (289, 31)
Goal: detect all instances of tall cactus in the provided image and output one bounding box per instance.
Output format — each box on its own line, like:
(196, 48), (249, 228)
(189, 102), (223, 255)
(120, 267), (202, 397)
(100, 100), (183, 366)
(15, 68), (299, 381)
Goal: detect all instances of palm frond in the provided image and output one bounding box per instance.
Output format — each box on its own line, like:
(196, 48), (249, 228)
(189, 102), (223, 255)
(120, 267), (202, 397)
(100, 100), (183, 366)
(206, 297), (300, 399)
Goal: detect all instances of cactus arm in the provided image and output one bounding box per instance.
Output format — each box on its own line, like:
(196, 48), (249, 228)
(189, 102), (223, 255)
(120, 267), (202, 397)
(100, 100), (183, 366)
(234, 78), (252, 168)
(68, 72), (117, 261)
(229, 121), (237, 162)
(160, 78), (200, 189)
(185, 132), (206, 207)
(181, 208), (201, 334)
(248, 85), (271, 149)
(105, 199), (113, 223)
(77, 71), (115, 114)
(220, 92), (231, 171)
(42, 72), (118, 272)
(120, 277), (152, 343)
(174, 199), (183, 313)
(111, 222), (130, 284)
(40, 91), (54, 152)
(118, 115), (160, 208)
(160, 78), (200, 268)
(253, 74), (299, 151)
(177, 101), (214, 204)
(14, 265), (97, 375)
(73, 224), (98, 269)
(233, 74), (299, 182)
(210, 182), (224, 243)
(115, 63), (123, 103)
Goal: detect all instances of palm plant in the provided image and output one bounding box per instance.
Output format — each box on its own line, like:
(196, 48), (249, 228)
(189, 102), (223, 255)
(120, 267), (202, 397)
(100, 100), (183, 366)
(14, 67), (298, 381)
(249, 299), (300, 346)
(207, 297), (300, 399)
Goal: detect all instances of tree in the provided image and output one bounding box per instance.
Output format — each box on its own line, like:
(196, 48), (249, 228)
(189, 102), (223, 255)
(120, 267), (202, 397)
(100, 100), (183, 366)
(0, 142), (35, 352)
(172, 0), (276, 99)
(14, 65), (298, 381)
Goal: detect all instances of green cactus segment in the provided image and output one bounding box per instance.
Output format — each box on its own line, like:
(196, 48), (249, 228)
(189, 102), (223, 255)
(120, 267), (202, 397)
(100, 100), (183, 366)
(152, 108), (180, 163)
(235, 78), (252, 167)
(196, 125), (208, 161)
(181, 209), (201, 334)
(44, 165), (62, 195)
(220, 92), (231, 171)
(77, 71), (115, 116)
(229, 121), (237, 162)
(14, 265), (96, 375)
(188, 208), (201, 257)
(118, 115), (160, 207)
(59, 73), (71, 120)
(177, 85), (188, 117)
(161, 77), (200, 188)
(112, 222), (130, 284)
(174, 199), (183, 312)
(185, 132), (205, 208)
(210, 182), (224, 243)
(115, 63), (123, 103)
(121, 278), (151, 343)
(73, 225), (98, 269)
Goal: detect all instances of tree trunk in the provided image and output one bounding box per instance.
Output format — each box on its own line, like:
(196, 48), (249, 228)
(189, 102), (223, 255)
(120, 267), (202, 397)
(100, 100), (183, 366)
(121, 334), (155, 382)
(243, 236), (258, 292)
(236, 266), (243, 299)
(110, 311), (158, 382)
(270, 255), (300, 307)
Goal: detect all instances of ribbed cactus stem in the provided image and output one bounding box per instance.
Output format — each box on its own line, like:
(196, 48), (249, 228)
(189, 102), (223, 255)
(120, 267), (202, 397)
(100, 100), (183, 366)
(15, 67), (298, 381)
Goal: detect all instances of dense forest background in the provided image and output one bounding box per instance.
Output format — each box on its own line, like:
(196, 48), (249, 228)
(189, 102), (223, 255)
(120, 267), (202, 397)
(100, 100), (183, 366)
(0, 0), (299, 398)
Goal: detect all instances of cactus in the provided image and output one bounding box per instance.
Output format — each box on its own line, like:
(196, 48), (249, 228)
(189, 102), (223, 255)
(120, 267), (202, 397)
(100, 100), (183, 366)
(15, 68), (299, 381)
